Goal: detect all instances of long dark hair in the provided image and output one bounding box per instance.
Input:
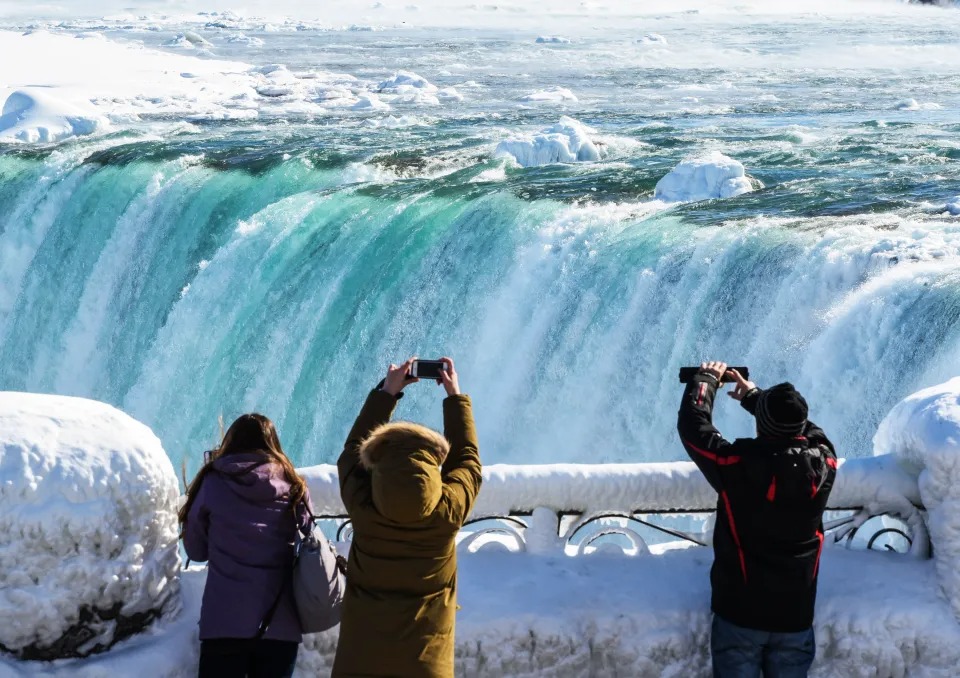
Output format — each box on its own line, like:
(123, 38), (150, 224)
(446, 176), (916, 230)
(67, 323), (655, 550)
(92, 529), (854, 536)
(178, 413), (307, 531)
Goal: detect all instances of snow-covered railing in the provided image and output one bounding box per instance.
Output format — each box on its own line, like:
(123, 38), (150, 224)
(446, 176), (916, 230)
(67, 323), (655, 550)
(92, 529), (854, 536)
(300, 455), (927, 557)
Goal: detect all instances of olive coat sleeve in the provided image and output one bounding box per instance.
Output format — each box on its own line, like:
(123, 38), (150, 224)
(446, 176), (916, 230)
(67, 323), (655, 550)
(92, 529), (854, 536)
(436, 394), (482, 527)
(337, 389), (398, 514)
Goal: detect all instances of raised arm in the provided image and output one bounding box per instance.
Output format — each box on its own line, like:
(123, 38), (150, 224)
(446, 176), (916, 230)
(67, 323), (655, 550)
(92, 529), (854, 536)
(677, 361), (739, 491)
(337, 359), (415, 512)
(433, 358), (482, 526)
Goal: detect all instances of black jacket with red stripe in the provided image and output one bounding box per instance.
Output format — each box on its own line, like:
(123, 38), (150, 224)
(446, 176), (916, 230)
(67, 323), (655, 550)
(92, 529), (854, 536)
(678, 373), (838, 633)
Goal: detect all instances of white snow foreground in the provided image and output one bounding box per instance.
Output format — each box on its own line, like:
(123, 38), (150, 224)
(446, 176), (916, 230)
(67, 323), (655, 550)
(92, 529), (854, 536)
(0, 393), (180, 662)
(654, 152), (758, 202)
(6, 381), (960, 676)
(495, 116), (602, 167)
(0, 89), (110, 144)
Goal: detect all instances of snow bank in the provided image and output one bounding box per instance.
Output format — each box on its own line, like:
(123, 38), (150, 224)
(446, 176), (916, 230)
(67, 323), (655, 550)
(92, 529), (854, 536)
(0, 89), (109, 143)
(494, 116), (602, 167)
(0, 393), (180, 660)
(654, 152), (757, 202)
(518, 87), (578, 103)
(874, 377), (960, 618)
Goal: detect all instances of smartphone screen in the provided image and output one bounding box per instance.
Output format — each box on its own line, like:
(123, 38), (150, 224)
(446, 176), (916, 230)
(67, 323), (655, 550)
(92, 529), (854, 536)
(412, 360), (446, 380)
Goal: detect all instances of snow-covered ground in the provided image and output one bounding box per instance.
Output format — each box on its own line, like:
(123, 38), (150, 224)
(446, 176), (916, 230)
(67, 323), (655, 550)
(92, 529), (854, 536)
(3, 378), (960, 676)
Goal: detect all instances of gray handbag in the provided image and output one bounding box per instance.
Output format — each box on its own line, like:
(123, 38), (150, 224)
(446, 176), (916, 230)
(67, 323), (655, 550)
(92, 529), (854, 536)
(292, 515), (346, 634)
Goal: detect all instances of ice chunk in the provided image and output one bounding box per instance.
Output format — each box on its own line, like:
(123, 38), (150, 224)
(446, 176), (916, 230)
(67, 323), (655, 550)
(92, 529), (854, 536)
(437, 87), (464, 102)
(0, 393), (180, 659)
(894, 98), (942, 111)
(377, 70), (438, 92)
(946, 198), (960, 216)
(0, 89), (109, 143)
(352, 93), (390, 110)
(519, 87), (578, 103)
(638, 33), (668, 44)
(494, 116), (601, 167)
(536, 36), (571, 44)
(654, 152), (756, 202)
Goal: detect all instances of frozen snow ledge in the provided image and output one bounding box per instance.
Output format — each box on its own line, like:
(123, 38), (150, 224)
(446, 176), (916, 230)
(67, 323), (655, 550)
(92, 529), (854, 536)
(0, 393), (180, 662)
(0, 89), (109, 144)
(654, 152), (760, 203)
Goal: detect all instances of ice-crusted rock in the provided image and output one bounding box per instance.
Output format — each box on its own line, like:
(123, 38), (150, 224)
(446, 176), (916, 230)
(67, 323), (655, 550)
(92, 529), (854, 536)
(0, 393), (181, 660)
(874, 377), (960, 619)
(0, 89), (109, 144)
(536, 36), (570, 44)
(494, 116), (601, 167)
(945, 197), (960, 216)
(376, 70), (437, 93)
(654, 152), (757, 202)
(519, 87), (578, 103)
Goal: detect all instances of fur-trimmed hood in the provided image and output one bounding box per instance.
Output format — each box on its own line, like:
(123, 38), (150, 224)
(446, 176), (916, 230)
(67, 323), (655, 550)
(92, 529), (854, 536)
(358, 421), (451, 524)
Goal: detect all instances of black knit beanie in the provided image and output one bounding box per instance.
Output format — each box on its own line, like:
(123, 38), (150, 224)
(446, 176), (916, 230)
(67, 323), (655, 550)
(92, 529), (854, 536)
(755, 382), (808, 437)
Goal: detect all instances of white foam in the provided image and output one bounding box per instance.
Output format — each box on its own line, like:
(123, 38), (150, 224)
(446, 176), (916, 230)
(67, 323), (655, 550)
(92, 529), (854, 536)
(654, 151), (757, 202)
(519, 87), (578, 103)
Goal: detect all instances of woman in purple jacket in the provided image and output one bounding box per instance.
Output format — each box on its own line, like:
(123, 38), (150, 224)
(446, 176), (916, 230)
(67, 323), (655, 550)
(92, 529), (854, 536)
(180, 413), (313, 678)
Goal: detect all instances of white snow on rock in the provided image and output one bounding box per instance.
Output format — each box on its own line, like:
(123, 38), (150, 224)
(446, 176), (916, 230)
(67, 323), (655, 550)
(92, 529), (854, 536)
(0, 393), (181, 659)
(874, 377), (960, 618)
(376, 70), (438, 92)
(352, 93), (391, 111)
(536, 35), (571, 44)
(0, 89), (110, 143)
(638, 32), (669, 44)
(654, 151), (757, 202)
(495, 116), (602, 167)
(518, 86), (578, 103)
(945, 197), (960, 216)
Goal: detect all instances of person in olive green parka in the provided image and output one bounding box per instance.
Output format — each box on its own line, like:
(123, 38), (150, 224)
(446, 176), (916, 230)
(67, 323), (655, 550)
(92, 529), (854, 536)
(333, 356), (482, 678)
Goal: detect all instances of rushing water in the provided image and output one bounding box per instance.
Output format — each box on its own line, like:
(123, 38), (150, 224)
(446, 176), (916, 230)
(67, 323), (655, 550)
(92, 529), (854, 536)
(2, 3), (960, 471)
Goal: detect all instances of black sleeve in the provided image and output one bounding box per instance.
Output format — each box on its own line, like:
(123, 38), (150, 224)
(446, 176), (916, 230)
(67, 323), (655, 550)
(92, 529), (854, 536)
(677, 373), (738, 492)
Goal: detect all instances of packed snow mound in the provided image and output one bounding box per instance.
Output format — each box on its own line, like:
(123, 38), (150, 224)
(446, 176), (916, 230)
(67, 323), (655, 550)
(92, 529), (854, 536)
(376, 70), (438, 92)
(0, 89), (109, 144)
(0, 393), (181, 660)
(654, 152), (757, 202)
(519, 87), (578, 103)
(495, 116), (602, 167)
(946, 197), (960, 215)
(639, 33), (669, 44)
(874, 376), (960, 618)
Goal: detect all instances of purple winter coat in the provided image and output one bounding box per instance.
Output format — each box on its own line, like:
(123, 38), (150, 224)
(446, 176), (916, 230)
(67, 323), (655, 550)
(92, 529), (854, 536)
(183, 451), (313, 643)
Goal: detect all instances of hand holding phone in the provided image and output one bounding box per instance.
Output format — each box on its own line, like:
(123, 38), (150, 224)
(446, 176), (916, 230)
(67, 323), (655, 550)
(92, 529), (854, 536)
(678, 365), (750, 384)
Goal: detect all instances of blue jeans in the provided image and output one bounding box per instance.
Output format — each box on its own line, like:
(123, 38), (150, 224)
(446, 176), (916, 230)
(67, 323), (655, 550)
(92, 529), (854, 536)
(711, 614), (815, 678)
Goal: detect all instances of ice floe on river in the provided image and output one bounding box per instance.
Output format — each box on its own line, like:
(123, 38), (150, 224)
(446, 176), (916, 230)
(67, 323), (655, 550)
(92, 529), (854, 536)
(654, 152), (758, 202)
(495, 116), (602, 167)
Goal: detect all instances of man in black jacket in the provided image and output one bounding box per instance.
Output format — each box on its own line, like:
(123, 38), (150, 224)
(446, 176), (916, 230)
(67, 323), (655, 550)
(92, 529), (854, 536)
(678, 361), (837, 678)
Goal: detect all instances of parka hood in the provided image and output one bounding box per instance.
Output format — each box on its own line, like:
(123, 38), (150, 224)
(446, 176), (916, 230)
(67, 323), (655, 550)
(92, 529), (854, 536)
(213, 450), (291, 504)
(359, 422), (450, 524)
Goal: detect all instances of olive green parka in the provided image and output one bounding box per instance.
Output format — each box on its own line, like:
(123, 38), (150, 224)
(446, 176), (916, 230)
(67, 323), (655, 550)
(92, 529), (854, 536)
(332, 389), (482, 678)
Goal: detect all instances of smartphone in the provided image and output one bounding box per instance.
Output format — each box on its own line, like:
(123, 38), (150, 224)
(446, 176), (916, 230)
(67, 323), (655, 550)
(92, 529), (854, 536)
(411, 359), (447, 380)
(678, 366), (749, 384)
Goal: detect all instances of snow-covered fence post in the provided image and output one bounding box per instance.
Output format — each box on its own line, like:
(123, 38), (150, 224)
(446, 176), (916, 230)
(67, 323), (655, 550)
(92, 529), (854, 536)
(0, 393), (181, 660)
(525, 507), (564, 555)
(874, 377), (960, 619)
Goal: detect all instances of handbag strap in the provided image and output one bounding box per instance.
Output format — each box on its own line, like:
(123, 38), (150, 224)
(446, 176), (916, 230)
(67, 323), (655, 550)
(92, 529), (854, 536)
(256, 497), (313, 639)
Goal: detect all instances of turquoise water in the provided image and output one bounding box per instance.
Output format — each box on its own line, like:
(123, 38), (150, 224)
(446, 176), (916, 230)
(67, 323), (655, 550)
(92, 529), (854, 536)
(2, 9), (960, 470)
